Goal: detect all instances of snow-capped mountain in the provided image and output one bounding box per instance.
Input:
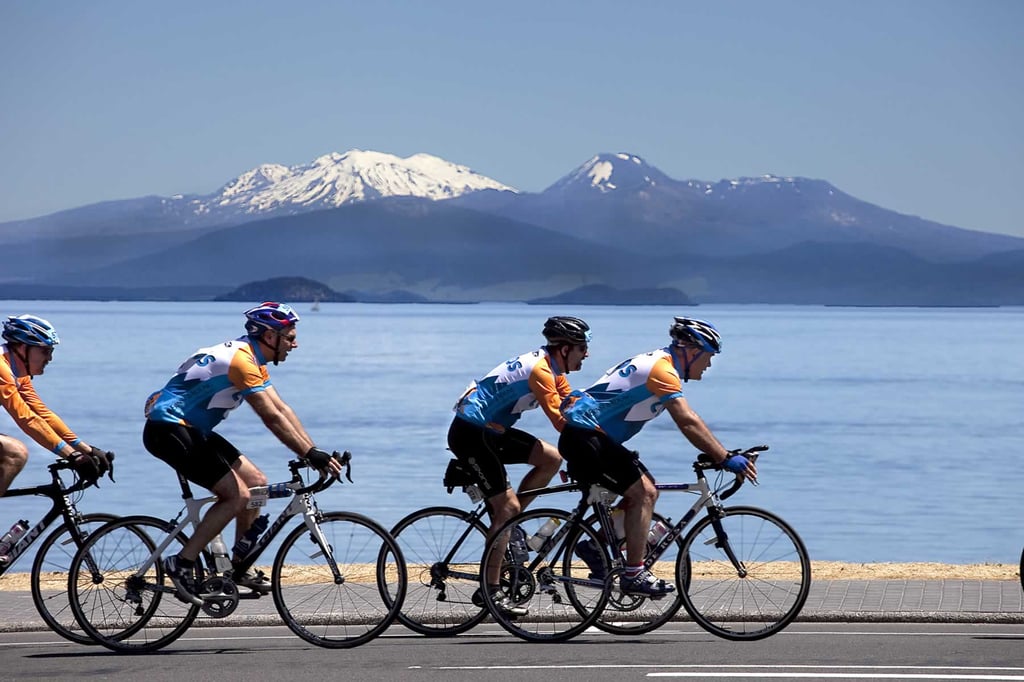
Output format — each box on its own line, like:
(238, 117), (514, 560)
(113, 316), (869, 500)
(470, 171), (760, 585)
(190, 149), (517, 217)
(545, 152), (675, 195)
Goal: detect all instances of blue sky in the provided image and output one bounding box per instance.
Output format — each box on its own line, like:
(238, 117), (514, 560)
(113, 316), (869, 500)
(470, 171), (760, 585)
(2, 1), (1022, 237)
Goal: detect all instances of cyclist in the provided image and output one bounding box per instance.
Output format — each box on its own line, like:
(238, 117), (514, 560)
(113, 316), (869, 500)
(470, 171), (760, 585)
(449, 316), (590, 613)
(0, 315), (111, 506)
(143, 302), (343, 603)
(559, 317), (757, 596)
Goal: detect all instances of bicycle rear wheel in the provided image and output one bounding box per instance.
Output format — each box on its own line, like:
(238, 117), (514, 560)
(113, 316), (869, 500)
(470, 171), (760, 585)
(677, 505), (810, 640)
(68, 515), (202, 653)
(388, 506), (488, 636)
(481, 508), (609, 643)
(588, 511), (685, 635)
(30, 513), (115, 644)
(273, 511), (406, 648)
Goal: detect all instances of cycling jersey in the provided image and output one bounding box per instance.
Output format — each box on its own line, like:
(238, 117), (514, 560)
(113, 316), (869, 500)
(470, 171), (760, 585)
(453, 348), (571, 432)
(563, 347), (686, 443)
(0, 345), (80, 454)
(145, 336), (270, 434)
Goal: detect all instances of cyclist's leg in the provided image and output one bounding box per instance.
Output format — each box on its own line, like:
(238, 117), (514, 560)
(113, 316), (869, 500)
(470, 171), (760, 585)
(225, 452), (268, 556)
(0, 434), (29, 497)
(448, 418), (520, 589)
(518, 438), (561, 509)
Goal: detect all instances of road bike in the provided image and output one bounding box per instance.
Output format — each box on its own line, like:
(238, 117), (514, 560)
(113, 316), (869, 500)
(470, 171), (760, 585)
(479, 445), (811, 642)
(0, 456), (115, 644)
(67, 452), (406, 653)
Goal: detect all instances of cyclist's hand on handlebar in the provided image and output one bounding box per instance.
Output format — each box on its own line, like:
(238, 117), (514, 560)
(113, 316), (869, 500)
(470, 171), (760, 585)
(305, 446), (343, 478)
(722, 452), (758, 484)
(87, 446), (112, 475)
(70, 451), (103, 485)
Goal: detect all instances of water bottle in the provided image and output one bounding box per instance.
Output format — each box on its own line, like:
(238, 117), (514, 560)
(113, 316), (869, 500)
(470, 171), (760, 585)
(209, 534), (232, 573)
(232, 514), (269, 559)
(0, 520), (30, 559)
(247, 485), (269, 509)
(267, 482), (290, 498)
(527, 517), (561, 551)
(610, 508), (626, 544)
(647, 519), (671, 549)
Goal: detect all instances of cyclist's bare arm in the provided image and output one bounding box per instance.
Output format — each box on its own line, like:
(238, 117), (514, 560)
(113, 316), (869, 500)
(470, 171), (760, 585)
(245, 388), (314, 456)
(664, 397), (757, 481)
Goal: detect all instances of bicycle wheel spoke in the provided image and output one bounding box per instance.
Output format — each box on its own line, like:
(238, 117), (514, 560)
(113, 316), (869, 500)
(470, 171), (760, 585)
(389, 507), (487, 636)
(69, 516), (200, 653)
(31, 514), (115, 644)
(679, 506), (810, 640)
(482, 509), (608, 643)
(273, 512), (405, 648)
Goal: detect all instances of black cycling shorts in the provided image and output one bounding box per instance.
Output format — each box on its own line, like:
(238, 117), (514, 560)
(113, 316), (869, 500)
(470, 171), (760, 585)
(558, 424), (649, 495)
(446, 416), (538, 499)
(143, 420), (242, 490)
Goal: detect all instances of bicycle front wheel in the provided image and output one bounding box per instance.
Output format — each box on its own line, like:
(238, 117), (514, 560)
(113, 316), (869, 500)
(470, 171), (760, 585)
(68, 515), (202, 653)
(481, 508), (609, 643)
(30, 513), (116, 645)
(388, 506), (489, 636)
(677, 505), (810, 640)
(273, 511), (406, 648)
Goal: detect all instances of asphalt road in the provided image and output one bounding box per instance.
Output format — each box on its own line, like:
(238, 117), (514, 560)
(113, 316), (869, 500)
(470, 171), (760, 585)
(3, 622), (1024, 681)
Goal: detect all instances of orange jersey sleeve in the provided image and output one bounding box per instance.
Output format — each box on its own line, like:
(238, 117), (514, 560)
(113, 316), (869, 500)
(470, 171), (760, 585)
(645, 356), (684, 399)
(528, 359), (572, 432)
(0, 355), (78, 453)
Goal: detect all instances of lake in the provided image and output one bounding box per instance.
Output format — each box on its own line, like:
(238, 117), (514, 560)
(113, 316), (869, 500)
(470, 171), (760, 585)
(3, 300), (1023, 565)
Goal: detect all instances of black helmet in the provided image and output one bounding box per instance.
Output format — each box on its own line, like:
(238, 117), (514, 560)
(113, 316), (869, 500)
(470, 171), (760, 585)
(669, 317), (722, 354)
(542, 316), (591, 345)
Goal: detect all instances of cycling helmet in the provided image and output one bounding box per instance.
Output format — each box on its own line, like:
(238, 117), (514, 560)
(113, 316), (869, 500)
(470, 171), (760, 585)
(542, 316), (591, 345)
(669, 317), (722, 354)
(2, 315), (60, 347)
(244, 302), (300, 336)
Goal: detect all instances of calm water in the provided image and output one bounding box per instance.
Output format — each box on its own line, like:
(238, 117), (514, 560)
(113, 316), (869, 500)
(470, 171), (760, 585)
(3, 300), (1023, 565)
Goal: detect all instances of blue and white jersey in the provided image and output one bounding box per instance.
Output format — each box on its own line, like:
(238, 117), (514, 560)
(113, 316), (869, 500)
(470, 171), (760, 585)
(144, 336), (271, 433)
(454, 348), (571, 432)
(562, 347), (685, 443)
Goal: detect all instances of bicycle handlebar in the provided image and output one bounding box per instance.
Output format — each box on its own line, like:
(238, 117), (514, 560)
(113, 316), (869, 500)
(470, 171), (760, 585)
(287, 450), (353, 495)
(695, 444), (768, 500)
(48, 452), (117, 493)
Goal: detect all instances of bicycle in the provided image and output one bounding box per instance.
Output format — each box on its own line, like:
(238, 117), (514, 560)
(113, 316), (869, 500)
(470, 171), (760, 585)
(67, 452), (407, 653)
(479, 445), (810, 642)
(0, 456), (115, 644)
(385, 458), (585, 636)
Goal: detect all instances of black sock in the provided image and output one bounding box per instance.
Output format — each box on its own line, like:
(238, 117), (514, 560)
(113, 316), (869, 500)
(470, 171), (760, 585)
(176, 555), (195, 569)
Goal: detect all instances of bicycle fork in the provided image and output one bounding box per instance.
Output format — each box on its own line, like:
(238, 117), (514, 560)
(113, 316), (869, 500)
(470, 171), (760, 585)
(705, 508), (747, 578)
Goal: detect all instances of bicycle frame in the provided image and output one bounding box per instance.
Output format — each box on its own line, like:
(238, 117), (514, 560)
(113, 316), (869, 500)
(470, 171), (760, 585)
(0, 463), (93, 576)
(123, 462), (341, 592)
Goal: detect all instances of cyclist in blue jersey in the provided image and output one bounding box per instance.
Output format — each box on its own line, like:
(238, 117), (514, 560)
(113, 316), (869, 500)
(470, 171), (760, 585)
(559, 317), (757, 596)
(449, 316), (590, 613)
(143, 302), (343, 604)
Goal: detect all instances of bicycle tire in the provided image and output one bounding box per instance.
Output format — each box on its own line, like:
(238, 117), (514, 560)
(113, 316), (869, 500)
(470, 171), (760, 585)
(1019, 546), (1023, 593)
(387, 506), (489, 636)
(68, 515), (202, 653)
(585, 511), (686, 635)
(30, 513), (116, 645)
(481, 508), (609, 643)
(677, 505), (810, 640)
(273, 511), (406, 648)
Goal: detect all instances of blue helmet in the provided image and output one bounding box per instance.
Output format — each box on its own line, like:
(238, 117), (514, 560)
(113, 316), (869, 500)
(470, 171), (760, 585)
(244, 302), (300, 336)
(669, 317), (722, 354)
(2, 315), (60, 347)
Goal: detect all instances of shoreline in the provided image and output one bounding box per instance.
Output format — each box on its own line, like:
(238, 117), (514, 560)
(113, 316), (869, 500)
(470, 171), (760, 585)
(1, 561), (1018, 592)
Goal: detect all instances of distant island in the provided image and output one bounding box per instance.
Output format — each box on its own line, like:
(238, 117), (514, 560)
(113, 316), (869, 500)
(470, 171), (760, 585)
(215, 277), (440, 304)
(214, 277), (354, 303)
(527, 284), (695, 306)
